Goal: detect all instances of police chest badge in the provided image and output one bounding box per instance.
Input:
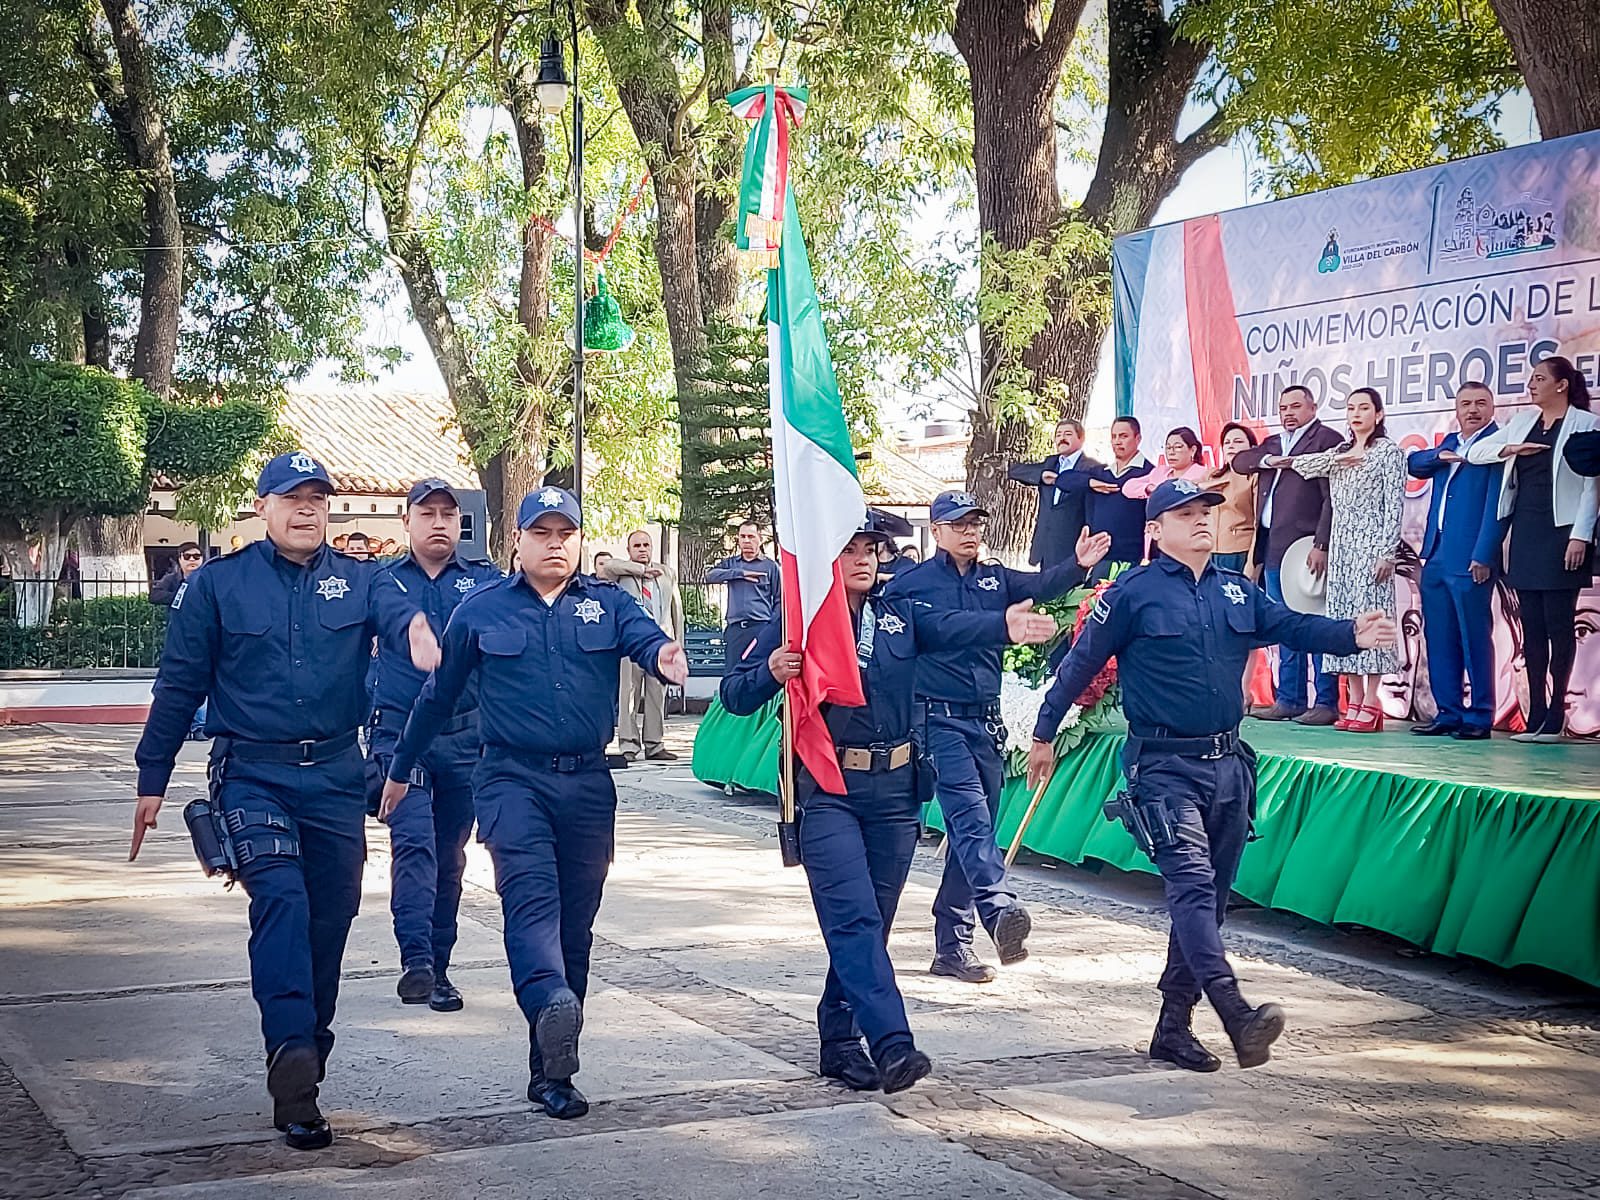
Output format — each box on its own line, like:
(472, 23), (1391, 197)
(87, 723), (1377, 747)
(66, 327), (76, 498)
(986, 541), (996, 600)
(977, 576), (1000, 591)
(1221, 581), (1247, 605)
(316, 575), (350, 600)
(454, 576), (477, 594)
(878, 613), (906, 635)
(574, 598), (605, 624)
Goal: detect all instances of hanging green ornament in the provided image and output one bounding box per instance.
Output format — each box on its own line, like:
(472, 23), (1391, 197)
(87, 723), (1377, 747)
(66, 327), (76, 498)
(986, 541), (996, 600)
(582, 270), (635, 354)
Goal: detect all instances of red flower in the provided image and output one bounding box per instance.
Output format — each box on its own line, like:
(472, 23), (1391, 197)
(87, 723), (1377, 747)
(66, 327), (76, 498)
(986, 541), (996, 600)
(1068, 580), (1118, 708)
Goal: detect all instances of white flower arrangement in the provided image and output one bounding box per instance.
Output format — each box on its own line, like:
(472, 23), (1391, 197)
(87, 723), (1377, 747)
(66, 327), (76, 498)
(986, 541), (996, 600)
(997, 672), (1084, 756)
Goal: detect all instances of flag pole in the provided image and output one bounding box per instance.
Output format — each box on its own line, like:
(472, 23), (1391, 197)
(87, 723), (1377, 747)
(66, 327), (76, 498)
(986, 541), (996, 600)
(1004, 759), (1058, 868)
(777, 581), (801, 868)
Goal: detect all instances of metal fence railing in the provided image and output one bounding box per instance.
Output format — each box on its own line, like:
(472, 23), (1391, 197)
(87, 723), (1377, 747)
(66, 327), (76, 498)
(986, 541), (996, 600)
(0, 577), (167, 671)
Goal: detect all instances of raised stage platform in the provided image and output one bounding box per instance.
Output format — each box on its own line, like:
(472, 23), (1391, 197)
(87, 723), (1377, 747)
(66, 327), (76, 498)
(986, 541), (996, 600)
(690, 698), (1600, 989)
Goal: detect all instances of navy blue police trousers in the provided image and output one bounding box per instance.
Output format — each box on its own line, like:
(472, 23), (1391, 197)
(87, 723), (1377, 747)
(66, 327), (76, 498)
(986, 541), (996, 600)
(924, 713), (1018, 957)
(473, 750), (615, 1030)
(217, 748), (366, 1066)
(368, 720), (476, 976)
(798, 765), (921, 1061)
(1128, 746), (1254, 998)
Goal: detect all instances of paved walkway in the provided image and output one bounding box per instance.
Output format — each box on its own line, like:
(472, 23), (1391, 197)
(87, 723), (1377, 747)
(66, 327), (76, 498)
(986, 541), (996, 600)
(2, 719), (1598, 1198)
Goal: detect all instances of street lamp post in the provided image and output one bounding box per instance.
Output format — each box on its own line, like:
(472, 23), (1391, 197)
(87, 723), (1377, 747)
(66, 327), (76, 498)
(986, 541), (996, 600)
(535, 7), (585, 503)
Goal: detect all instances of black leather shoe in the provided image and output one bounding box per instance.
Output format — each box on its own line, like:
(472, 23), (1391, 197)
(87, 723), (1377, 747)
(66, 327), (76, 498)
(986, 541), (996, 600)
(528, 1077), (590, 1120)
(429, 975), (464, 1012)
(1452, 727), (1490, 740)
(990, 902), (1032, 965)
(930, 947), (996, 984)
(1411, 719), (1461, 736)
(535, 988), (583, 1080)
(281, 1116), (334, 1150)
(397, 964), (434, 1004)
(1205, 977), (1286, 1069)
(646, 748), (679, 761)
(878, 1046), (932, 1094)
(1148, 996), (1221, 1073)
(819, 1042), (880, 1091)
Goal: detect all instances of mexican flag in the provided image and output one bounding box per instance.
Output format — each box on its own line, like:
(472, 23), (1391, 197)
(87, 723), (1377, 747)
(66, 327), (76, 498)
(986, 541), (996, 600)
(729, 81), (864, 795)
(769, 188), (865, 795)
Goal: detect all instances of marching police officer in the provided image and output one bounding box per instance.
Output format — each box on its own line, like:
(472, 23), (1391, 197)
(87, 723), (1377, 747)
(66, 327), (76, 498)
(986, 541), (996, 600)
(130, 451), (438, 1151)
(379, 486), (688, 1120)
(885, 490), (1110, 982)
(368, 479), (502, 1011)
(1028, 478), (1396, 1071)
(722, 514), (1058, 1093)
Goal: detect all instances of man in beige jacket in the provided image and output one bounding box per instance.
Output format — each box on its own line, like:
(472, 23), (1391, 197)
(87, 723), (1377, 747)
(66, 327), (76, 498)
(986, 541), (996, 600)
(601, 530), (684, 761)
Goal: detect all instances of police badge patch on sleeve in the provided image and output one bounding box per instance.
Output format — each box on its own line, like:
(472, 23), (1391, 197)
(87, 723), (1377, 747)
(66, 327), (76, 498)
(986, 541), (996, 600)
(1092, 596), (1110, 624)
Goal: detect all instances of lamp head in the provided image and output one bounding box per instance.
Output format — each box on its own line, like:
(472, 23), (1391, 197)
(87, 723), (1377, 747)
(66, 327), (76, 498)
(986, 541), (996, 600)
(535, 35), (570, 113)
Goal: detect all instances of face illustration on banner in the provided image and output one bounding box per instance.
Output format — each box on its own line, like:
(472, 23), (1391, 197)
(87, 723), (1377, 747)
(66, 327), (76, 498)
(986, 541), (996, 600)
(1491, 581), (1530, 731)
(1570, 591), (1600, 738)
(1379, 572), (1432, 722)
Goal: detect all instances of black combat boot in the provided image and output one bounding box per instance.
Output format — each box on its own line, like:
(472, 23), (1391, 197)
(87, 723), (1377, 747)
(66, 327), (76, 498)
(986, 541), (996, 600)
(535, 988), (583, 1080)
(929, 946), (996, 984)
(877, 1045), (933, 1094)
(1204, 977), (1285, 1069)
(1147, 994), (1221, 1073)
(819, 1041), (881, 1091)
(989, 902), (1032, 966)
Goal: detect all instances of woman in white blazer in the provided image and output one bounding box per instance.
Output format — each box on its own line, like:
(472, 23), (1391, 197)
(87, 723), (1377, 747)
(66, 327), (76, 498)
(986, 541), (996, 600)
(1466, 356), (1598, 741)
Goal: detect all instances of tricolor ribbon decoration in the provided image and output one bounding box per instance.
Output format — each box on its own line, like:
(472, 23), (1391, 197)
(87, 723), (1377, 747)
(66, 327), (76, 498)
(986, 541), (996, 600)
(726, 82), (809, 270)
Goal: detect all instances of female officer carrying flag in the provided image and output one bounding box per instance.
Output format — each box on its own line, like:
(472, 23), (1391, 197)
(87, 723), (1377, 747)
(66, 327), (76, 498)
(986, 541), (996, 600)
(722, 513), (1057, 1094)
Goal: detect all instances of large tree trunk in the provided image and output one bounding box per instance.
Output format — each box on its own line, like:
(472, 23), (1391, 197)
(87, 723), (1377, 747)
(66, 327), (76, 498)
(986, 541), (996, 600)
(955, 0), (1224, 560)
(101, 0), (181, 395)
(1489, 0), (1600, 138)
(77, 0), (186, 585)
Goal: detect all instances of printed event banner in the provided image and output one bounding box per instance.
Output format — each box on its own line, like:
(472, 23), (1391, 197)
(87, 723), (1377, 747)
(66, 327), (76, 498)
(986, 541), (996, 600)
(1113, 130), (1600, 733)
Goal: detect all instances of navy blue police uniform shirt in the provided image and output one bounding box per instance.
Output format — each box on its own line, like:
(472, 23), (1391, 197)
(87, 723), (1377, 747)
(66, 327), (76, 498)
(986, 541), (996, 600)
(1033, 557), (1358, 743)
(722, 595), (1012, 757)
(370, 552), (503, 718)
(135, 541), (402, 796)
(884, 551), (1087, 704)
(388, 571), (673, 780)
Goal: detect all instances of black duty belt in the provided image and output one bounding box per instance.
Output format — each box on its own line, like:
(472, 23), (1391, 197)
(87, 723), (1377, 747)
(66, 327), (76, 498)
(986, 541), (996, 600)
(485, 745), (605, 774)
(1128, 729), (1240, 760)
(923, 700), (1001, 721)
(371, 708), (474, 736)
(223, 731), (360, 766)
(838, 741), (913, 773)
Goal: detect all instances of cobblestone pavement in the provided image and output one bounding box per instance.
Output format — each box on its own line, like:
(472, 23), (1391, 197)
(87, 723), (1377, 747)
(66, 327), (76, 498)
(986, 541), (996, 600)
(2, 719), (1598, 1199)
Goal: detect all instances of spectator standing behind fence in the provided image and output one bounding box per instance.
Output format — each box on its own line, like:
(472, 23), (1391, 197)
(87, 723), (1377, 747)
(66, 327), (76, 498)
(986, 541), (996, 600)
(1269, 387), (1405, 733)
(704, 521), (781, 669)
(1466, 355), (1599, 743)
(1202, 424), (1260, 575)
(602, 530), (684, 762)
(151, 542), (204, 608)
(1006, 418), (1102, 568)
(1228, 386), (1342, 724)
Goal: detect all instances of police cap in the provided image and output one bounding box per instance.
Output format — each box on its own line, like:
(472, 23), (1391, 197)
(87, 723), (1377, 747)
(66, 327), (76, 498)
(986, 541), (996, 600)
(406, 478), (461, 508)
(257, 451), (336, 497)
(516, 486), (582, 529)
(1144, 477), (1223, 521)
(929, 490), (988, 523)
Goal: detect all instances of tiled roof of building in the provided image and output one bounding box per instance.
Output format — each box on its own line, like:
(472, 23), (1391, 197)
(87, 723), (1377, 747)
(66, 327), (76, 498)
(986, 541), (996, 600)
(860, 442), (949, 507)
(279, 388), (481, 495)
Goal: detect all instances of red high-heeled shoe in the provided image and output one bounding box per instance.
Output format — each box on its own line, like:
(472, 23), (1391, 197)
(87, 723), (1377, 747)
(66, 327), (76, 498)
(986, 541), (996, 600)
(1345, 704), (1384, 733)
(1333, 706), (1357, 730)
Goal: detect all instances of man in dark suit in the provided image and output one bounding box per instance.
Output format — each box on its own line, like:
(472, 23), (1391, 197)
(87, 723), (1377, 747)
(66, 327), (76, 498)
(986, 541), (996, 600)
(1406, 382), (1507, 739)
(1008, 418), (1103, 567)
(1228, 385), (1342, 724)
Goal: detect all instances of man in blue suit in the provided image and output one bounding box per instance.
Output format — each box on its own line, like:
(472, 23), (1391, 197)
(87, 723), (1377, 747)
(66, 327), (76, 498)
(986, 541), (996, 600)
(1406, 382), (1508, 739)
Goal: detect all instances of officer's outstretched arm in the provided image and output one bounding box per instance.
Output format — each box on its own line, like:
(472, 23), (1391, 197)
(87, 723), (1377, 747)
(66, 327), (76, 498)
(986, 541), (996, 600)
(614, 593), (678, 682)
(389, 612), (480, 783)
(1251, 583), (1360, 658)
(132, 572), (220, 859)
(1031, 594), (1123, 745)
(720, 620), (785, 715)
(912, 607), (1008, 652)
